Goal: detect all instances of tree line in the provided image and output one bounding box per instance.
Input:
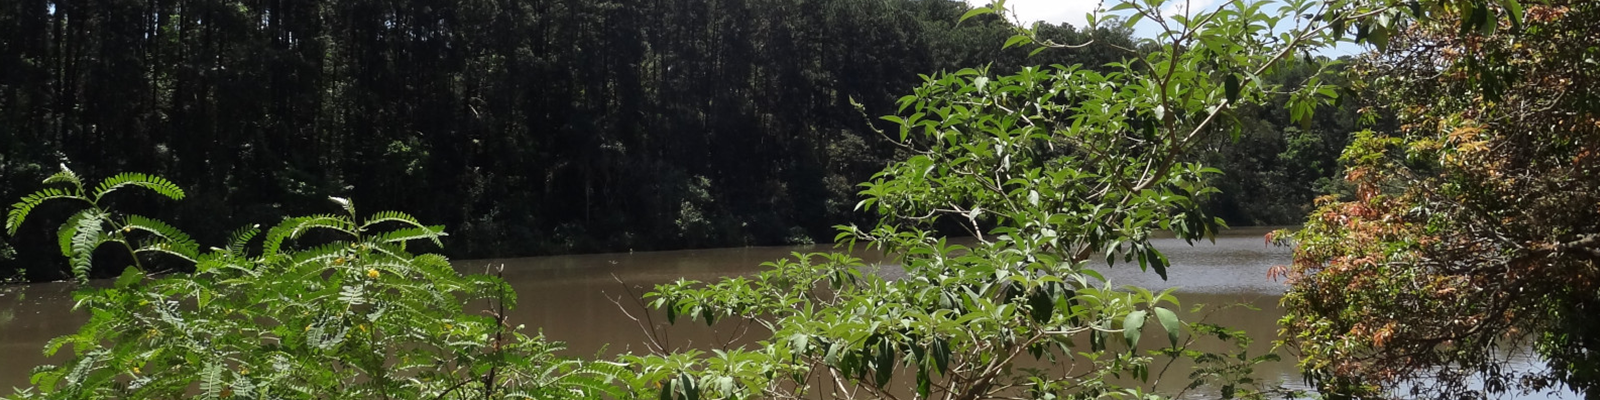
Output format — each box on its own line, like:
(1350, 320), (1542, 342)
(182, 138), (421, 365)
(0, 0), (1346, 281)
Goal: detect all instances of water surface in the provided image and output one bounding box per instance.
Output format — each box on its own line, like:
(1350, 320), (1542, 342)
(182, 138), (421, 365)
(0, 228), (1573, 398)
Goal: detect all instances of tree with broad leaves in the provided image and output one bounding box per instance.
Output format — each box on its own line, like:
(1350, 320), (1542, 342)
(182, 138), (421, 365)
(1276, 0), (1600, 397)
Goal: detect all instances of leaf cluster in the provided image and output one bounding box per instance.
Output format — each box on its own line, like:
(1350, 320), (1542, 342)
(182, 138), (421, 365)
(5, 168), (624, 400)
(625, 1), (1353, 399)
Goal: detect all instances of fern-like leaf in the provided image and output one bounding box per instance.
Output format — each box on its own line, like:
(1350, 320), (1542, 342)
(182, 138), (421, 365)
(412, 254), (457, 277)
(364, 241), (417, 263)
(329, 196), (356, 216)
(288, 242), (347, 269)
(68, 214), (109, 281)
(361, 210), (425, 230)
(565, 362), (634, 399)
(92, 172), (186, 202)
(7, 187), (79, 235)
(136, 242), (199, 263)
(199, 361), (224, 400)
(66, 348), (110, 389)
(56, 209), (96, 257)
(28, 364), (62, 392)
(125, 214), (199, 261)
(373, 225), (447, 247)
(226, 224), (261, 255)
(305, 315), (351, 351)
(264, 215), (353, 255)
(42, 164), (83, 189)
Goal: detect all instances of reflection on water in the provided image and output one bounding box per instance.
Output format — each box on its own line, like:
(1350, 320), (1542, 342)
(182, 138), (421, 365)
(0, 228), (1575, 398)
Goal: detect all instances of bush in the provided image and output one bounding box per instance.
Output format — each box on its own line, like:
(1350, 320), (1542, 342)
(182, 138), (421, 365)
(4, 166), (625, 399)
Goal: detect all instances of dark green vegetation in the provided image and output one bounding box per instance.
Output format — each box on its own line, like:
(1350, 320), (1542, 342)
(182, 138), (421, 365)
(0, 0), (1353, 282)
(11, 0), (1594, 398)
(1, 0), (1370, 397)
(5, 168), (634, 399)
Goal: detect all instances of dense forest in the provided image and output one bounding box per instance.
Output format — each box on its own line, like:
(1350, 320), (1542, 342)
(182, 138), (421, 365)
(4, 0), (1592, 398)
(0, 0), (1350, 281)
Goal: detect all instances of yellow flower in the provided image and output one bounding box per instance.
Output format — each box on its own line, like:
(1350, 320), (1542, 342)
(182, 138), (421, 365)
(131, 367), (141, 375)
(367, 269), (380, 279)
(333, 257), (346, 265)
(357, 324), (368, 333)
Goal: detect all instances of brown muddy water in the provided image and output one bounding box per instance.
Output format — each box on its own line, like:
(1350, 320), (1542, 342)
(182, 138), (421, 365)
(0, 227), (1576, 398)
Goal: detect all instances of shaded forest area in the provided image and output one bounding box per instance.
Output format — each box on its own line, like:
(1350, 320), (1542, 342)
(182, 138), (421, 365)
(0, 0), (1348, 281)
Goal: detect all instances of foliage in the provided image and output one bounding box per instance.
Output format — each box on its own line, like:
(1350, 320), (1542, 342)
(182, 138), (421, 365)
(0, 0), (1159, 282)
(1277, 0), (1600, 397)
(1192, 62), (1365, 226)
(0, 0), (1380, 282)
(624, 0), (1358, 399)
(4, 167), (625, 399)
(5, 165), (192, 282)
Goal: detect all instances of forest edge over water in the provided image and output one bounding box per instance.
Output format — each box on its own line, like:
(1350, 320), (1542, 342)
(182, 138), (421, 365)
(3, 0), (1599, 399)
(0, 0), (1354, 282)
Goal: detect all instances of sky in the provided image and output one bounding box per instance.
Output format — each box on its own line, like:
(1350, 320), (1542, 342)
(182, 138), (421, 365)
(964, 0), (1367, 56)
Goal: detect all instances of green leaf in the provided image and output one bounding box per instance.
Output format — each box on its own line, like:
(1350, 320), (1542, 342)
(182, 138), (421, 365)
(1368, 23), (1391, 53)
(1502, 0), (1524, 30)
(1461, 4), (1485, 36)
(1147, 247), (1169, 280)
(1477, 5), (1497, 36)
(374, 225), (448, 246)
(680, 374), (699, 400)
(1224, 74), (1240, 103)
(1123, 310), (1147, 351)
(125, 214), (199, 261)
(329, 196), (355, 216)
(199, 361), (224, 399)
(7, 188), (78, 235)
(114, 266), (146, 289)
(1153, 307), (1181, 348)
(264, 214), (354, 255)
(42, 165), (82, 188)
(363, 210), (428, 229)
(226, 224), (261, 253)
(959, 7), (994, 24)
(56, 209), (95, 257)
(92, 172), (186, 202)
(873, 341), (894, 387)
(1003, 35), (1031, 50)
(931, 338), (951, 375)
(68, 214), (108, 281)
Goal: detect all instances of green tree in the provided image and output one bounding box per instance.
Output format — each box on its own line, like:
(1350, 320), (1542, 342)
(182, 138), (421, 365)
(1277, 0), (1600, 397)
(626, 0), (1358, 399)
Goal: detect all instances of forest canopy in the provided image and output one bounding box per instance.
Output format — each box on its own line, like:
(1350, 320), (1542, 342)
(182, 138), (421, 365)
(7, 0), (1599, 398)
(0, 0), (1350, 281)
(1, 0), (1363, 398)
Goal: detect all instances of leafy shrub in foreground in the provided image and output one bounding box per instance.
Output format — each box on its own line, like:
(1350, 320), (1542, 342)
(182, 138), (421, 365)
(4, 166), (625, 399)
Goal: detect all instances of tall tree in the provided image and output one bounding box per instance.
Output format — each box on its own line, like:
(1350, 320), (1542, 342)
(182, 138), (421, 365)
(1279, 0), (1600, 397)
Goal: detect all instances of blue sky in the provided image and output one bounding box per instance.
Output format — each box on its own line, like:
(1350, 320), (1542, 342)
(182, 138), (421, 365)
(965, 0), (1367, 56)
